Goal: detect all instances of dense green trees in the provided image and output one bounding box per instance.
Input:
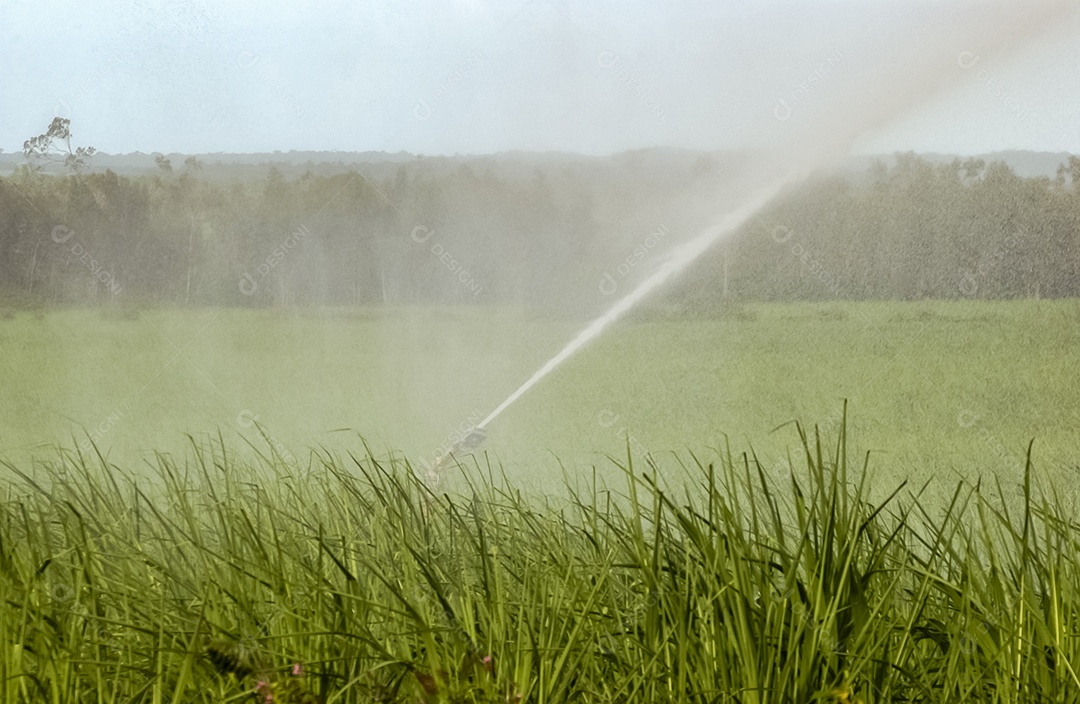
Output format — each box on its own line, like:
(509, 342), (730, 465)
(0, 152), (1077, 309)
(674, 153), (1080, 305)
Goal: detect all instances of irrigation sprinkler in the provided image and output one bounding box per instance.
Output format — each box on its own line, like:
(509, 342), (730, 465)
(430, 425), (488, 475)
(423, 173), (798, 486)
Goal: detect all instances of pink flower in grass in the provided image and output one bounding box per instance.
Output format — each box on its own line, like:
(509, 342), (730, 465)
(292, 662), (303, 677)
(255, 680), (274, 703)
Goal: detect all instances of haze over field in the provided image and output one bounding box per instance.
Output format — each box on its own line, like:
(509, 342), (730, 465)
(0, 1), (1078, 471)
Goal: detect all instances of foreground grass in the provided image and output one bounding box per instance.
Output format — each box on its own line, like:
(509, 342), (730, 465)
(2, 413), (1080, 703)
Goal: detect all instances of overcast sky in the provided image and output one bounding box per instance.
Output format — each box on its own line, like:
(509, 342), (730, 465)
(2, 0), (1078, 157)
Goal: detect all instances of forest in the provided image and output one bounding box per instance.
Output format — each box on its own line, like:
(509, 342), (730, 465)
(1, 150), (1078, 310)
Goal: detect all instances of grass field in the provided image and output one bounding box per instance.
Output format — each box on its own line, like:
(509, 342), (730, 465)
(3, 299), (1080, 702)
(4, 417), (1080, 703)
(1, 300), (1077, 492)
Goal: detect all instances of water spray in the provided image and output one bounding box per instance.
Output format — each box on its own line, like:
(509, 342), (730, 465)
(427, 170), (801, 476)
(423, 0), (1071, 479)
(477, 173), (800, 427)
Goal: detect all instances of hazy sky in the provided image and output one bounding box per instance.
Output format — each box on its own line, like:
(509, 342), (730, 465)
(2, 0), (1078, 156)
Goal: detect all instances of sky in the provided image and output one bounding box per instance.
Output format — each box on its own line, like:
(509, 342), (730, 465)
(1, 0), (1079, 157)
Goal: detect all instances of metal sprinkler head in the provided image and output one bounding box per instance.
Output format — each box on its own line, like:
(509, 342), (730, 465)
(455, 425), (487, 453)
(429, 426), (488, 475)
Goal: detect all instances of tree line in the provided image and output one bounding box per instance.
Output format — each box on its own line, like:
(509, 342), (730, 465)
(1, 151), (1078, 310)
(673, 153), (1080, 304)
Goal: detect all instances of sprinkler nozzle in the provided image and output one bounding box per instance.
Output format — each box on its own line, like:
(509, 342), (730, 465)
(430, 426), (487, 474)
(457, 425), (487, 452)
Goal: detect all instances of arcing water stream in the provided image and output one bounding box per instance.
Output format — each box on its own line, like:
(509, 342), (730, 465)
(428, 171), (799, 472)
(428, 1), (1073, 472)
(476, 172), (800, 431)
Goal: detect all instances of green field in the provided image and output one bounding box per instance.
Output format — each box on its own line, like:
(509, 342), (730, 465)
(1, 300), (1077, 492)
(5, 412), (1080, 703)
(4, 299), (1080, 703)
